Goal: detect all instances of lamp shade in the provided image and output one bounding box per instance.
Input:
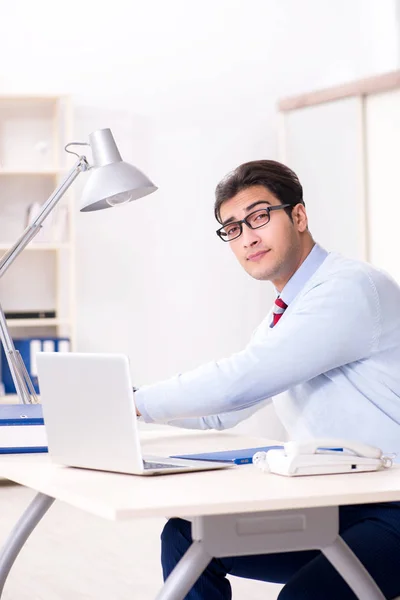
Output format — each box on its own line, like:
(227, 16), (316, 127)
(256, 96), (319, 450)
(80, 128), (157, 212)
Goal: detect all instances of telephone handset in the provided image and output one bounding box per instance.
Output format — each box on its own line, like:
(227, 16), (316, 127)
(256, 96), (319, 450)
(252, 438), (394, 476)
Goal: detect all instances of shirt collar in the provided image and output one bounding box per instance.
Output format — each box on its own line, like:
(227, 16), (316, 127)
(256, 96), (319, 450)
(278, 243), (328, 306)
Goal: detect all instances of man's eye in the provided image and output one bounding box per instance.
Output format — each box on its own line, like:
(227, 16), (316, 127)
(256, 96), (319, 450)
(227, 225), (240, 236)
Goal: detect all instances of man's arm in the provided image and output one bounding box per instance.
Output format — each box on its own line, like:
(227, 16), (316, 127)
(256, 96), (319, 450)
(135, 271), (380, 425)
(161, 398), (271, 430)
(135, 391), (269, 428)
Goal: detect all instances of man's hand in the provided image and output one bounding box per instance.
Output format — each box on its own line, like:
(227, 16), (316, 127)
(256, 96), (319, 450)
(133, 388), (141, 417)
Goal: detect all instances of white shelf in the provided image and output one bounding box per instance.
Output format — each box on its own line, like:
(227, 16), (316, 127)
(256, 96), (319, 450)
(0, 169), (64, 176)
(0, 395), (27, 405)
(6, 318), (69, 328)
(0, 93), (75, 363)
(0, 95), (61, 104)
(0, 243), (70, 251)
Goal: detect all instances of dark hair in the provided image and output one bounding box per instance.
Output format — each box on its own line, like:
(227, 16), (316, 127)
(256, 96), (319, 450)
(214, 160), (304, 223)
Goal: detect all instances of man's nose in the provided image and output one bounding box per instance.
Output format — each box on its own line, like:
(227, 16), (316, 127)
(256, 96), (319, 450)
(241, 224), (261, 247)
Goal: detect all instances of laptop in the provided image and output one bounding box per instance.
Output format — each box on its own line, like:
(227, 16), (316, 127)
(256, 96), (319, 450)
(36, 352), (229, 476)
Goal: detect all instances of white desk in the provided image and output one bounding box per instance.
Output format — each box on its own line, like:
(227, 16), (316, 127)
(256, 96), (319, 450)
(0, 430), (398, 600)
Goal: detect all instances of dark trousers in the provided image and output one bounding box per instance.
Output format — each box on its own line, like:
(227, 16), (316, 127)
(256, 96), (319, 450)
(161, 503), (400, 600)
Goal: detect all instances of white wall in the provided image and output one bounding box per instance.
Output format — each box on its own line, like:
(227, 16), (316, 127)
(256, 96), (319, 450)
(0, 0), (399, 430)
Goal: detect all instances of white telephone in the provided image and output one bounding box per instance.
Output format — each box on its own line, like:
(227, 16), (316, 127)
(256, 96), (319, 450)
(252, 439), (394, 477)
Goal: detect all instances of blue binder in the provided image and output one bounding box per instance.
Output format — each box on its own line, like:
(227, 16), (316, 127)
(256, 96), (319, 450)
(0, 337), (70, 394)
(0, 404), (44, 425)
(0, 404), (47, 454)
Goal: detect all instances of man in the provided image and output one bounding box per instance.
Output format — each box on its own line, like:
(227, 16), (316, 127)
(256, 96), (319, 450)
(135, 160), (400, 599)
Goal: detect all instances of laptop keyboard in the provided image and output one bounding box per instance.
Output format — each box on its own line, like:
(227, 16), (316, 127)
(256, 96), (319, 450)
(143, 460), (185, 470)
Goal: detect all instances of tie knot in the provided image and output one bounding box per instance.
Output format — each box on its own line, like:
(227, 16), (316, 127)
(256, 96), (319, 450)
(272, 297), (288, 327)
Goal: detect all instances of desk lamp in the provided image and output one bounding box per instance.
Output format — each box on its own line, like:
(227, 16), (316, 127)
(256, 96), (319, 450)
(0, 128), (157, 404)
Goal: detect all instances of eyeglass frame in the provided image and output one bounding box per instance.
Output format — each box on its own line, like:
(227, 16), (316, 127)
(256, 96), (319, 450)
(216, 204), (291, 242)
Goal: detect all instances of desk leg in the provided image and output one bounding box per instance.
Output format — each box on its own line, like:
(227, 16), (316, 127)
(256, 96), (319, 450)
(322, 536), (385, 600)
(155, 540), (211, 600)
(0, 491), (55, 597)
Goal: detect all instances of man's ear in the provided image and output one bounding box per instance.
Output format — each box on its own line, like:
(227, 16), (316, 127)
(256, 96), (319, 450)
(293, 204), (308, 232)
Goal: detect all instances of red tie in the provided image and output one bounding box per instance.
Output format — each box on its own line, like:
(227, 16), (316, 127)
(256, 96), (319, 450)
(272, 297), (288, 327)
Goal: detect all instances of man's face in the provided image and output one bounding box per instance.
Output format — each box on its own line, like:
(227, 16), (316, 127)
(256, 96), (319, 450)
(218, 185), (308, 288)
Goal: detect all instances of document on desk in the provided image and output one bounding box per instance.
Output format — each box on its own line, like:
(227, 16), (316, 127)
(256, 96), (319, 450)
(171, 445), (283, 465)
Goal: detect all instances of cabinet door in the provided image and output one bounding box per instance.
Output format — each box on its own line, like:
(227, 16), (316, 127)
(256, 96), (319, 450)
(280, 97), (367, 260)
(365, 89), (400, 283)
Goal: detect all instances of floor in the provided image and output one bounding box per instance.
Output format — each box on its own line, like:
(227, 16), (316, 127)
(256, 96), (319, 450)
(0, 480), (283, 599)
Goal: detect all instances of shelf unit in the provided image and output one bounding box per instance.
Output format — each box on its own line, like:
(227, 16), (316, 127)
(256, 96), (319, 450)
(0, 95), (76, 388)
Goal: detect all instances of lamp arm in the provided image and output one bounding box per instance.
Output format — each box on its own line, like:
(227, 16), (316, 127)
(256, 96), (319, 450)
(0, 156), (89, 404)
(0, 157), (89, 279)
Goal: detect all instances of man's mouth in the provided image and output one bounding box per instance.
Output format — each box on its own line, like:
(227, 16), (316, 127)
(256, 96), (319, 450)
(247, 250), (270, 261)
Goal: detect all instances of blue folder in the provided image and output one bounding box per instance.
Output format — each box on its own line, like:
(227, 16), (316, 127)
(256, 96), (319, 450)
(171, 445), (284, 465)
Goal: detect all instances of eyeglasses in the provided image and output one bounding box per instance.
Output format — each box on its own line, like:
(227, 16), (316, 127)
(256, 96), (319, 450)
(216, 205), (291, 242)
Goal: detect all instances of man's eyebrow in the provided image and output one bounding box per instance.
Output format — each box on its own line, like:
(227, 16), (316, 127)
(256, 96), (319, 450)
(221, 200), (272, 226)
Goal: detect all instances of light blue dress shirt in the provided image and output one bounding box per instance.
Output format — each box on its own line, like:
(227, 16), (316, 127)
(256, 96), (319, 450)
(135, 244), (400, 458)
(278, 243), (328, 307)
